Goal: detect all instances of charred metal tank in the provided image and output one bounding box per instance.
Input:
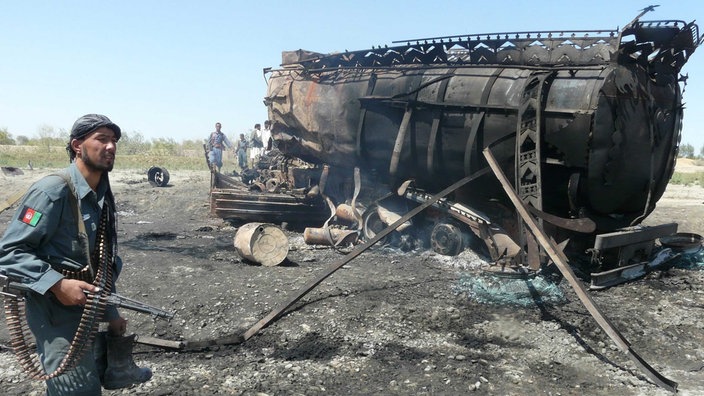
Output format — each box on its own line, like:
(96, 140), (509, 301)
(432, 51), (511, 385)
(262, 12), (701, 269)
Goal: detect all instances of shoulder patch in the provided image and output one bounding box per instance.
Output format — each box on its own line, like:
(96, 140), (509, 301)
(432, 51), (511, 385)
(18, 206), (43, 227)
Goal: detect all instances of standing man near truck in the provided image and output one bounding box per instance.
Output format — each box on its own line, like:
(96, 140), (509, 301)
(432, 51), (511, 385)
(249, 123), (264, 166)
(236, 132), (249, 171)
(262, 120), (273, 152)
(207, 122), (233, 173)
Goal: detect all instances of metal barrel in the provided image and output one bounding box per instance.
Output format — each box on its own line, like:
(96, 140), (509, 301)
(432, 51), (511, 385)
(303, 227), (359, 246)
(334, 204), (359, 225)
(234, 223), (289, 266)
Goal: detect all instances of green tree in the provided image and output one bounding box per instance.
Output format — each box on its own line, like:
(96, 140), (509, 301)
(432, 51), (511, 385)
(16, 135), (29, 145)
(0, 127), (15, 145)
(150, 137), (180, 156)
(119, 131), (151, 155)
(182, 139), (206, 151)
(680, 143), (695, 159)
(35, 124), (64, 152)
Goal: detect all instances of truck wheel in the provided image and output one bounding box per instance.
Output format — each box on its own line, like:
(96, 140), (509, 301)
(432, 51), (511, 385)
(147, 166), (170, 187)
(430, 221), (464, 256)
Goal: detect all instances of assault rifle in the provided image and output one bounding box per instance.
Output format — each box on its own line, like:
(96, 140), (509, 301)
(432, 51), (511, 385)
(0, 272), (174, 320)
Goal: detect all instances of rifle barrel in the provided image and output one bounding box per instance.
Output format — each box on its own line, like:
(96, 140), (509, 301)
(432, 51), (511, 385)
(1, 274), (174, 320)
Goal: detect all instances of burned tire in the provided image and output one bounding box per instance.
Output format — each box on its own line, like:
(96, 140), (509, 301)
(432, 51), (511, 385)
(430, 221), (464, 256)
(147, 166), (170, 187)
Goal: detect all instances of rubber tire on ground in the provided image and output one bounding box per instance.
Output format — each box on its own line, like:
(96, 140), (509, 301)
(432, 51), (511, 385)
(147, 166), (170, 187)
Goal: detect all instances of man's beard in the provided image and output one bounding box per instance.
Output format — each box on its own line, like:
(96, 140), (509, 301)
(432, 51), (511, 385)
(81, 150), (114, 172)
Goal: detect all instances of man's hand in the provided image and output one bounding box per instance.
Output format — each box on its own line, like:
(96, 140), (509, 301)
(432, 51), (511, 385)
(49, 278), (100, 306)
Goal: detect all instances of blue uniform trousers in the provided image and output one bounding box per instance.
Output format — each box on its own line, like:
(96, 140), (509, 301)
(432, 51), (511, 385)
(26, 293), (102, 395)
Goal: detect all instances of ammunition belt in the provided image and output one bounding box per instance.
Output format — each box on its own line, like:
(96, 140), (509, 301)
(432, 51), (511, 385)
(4, 203), (114, 380)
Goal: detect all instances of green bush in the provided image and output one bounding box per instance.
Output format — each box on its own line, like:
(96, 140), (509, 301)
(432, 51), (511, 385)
(669, 172), (704, 187)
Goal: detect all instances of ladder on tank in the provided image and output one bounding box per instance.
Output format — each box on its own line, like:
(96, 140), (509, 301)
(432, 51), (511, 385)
(515, 71), (555, 269)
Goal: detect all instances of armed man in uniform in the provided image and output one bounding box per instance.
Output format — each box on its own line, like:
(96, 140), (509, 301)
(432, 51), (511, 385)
(0, 114), (151, 395)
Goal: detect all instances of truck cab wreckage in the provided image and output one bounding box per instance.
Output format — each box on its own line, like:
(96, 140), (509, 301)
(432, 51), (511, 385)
(205, 9), (702, 391)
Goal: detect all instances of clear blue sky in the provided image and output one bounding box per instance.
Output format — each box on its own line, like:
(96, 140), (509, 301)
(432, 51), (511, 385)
(2, 1), (703, 149)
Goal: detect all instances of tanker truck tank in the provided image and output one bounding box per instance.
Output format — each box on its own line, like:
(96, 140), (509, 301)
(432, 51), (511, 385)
(258, 11), (701, 272)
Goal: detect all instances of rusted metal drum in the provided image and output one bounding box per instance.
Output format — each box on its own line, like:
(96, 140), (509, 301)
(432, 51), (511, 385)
(234, 223), (289, 266)
(335, 203), (360, 225)
(303, 227), (358, 246)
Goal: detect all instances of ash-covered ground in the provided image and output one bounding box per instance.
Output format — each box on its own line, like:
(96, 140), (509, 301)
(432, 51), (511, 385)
(0, 167), (703, 395)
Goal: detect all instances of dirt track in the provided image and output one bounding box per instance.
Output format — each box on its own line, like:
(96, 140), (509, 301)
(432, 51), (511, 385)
(0, 166), (703, 395)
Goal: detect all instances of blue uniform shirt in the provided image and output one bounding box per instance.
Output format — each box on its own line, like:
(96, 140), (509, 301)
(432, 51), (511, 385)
(0, 163), (121, 320)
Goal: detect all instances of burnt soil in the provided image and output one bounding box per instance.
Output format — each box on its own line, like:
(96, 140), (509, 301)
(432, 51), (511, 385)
(1, 168), (703, 396)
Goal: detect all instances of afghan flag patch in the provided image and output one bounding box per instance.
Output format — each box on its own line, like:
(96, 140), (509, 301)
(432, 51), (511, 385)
(19, 206), (42, 227)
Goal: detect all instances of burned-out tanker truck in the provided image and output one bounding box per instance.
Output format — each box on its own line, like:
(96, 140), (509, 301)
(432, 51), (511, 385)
(212, 10), (702, 279)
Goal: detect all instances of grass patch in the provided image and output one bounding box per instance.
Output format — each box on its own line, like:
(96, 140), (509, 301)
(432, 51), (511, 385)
(0, 145), (209, 171)
(1, 146), (70, 168)
(669, 172), (704, 187)
(116, 154), (207, 170)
